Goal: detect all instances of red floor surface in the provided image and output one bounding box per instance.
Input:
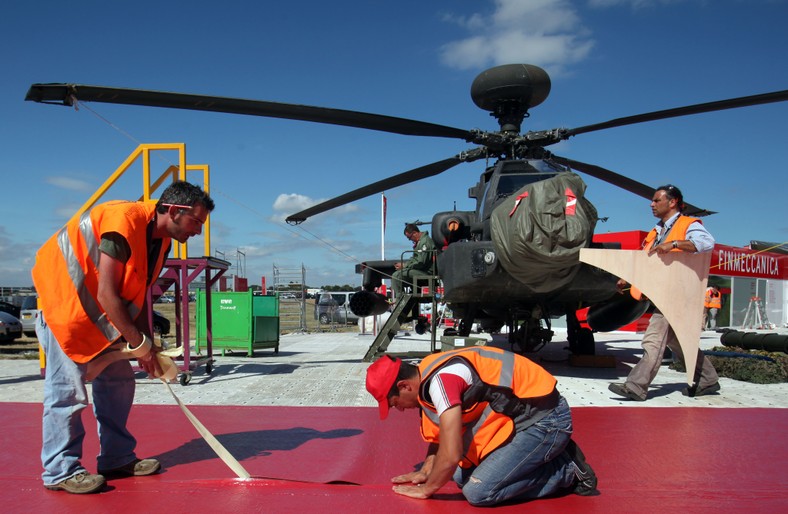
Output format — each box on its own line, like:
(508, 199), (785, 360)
(2, 402), (786, 513)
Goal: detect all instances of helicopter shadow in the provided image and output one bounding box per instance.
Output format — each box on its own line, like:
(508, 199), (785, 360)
(151, 426), (364, 468)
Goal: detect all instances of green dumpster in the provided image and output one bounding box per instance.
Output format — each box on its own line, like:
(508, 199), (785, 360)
(195, 290), (279, 356)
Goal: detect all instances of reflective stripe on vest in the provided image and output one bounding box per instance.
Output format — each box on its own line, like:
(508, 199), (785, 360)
(420, 347), (514, 429)
(417, 347), (557, 465)
(33, 201), (161, 362)
(55, 211), (140, 342)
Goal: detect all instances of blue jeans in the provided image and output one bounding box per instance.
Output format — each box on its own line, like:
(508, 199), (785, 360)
(453, 396), (576, 506)
(38, 313), (138, 485)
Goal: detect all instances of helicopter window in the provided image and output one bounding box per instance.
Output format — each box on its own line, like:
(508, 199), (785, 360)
(480, 172), (559, 215)
(494, 174), (554, 200)
(496, 175), (538, 196)
(529, 159), (567, 174)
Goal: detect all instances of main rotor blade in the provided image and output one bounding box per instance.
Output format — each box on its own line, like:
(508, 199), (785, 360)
(563, 89), (788, 138)
(25, 83), (473, 140)
(552, 155), (715, 217)
(286, 153), (474, 224)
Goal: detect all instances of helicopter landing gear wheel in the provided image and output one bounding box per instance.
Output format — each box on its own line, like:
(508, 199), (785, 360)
(205, 361), (214, 374)
(179, 372), (192, 386)
(511, 317), (554, 353)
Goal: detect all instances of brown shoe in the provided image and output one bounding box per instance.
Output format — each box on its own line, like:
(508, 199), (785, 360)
(608, 382), (646, 401)
(44, 471), (106, 494)
(98, 458), (161, 477)
(682, 382), (721, 397)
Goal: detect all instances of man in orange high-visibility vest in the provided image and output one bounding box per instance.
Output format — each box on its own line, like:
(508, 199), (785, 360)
(366, 348), (599, 506)
(608, 184), (720, 402)
(703, 285), (722, 330)
(33, 181), (214, 494)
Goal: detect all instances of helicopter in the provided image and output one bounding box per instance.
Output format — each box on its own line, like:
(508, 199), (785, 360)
(25, 64), (788, 354)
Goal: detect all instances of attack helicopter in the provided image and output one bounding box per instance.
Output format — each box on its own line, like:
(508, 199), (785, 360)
(25, 64), (788, 354)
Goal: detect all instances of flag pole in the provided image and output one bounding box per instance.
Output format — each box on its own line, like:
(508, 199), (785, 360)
(374, 193), (388, 336)
(381, 193), (386, 259)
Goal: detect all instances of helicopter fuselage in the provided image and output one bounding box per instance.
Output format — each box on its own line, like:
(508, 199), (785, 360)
(356, 158), (621, 338)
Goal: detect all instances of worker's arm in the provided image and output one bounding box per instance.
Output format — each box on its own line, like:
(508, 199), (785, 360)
(392, 405), (463, 499)
(648, 238), (698, 255)
(96, 251), (162, 377)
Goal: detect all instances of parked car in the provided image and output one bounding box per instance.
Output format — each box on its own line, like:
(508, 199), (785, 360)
(19, 295), (40, 337)
(152, 310), (171, 336)
(0, 301), (21, 320)
(0, 311), (23, 342)
(315, 291), (360, 324)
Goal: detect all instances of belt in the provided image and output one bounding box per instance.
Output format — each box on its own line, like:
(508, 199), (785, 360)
(513, 387), (561, 431)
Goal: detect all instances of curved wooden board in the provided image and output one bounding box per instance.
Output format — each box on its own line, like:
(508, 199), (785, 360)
(579, 248), (712, 386)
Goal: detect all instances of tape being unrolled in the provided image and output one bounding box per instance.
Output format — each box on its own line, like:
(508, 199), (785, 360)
(163, 380), (252, 479)
(152, 337), (183, 382)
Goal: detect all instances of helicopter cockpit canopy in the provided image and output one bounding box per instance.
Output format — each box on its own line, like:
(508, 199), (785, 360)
(476, 159), (568, 224)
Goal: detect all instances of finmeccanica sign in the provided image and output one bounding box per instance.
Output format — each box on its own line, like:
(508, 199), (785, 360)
(591, 232), (786, 280)
(711, 244), (787, 280)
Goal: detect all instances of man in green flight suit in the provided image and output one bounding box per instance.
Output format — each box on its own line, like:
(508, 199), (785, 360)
(391, 223), (437, 297)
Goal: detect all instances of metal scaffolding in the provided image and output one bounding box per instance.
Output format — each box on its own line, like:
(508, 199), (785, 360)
(273, 263), (307, 333)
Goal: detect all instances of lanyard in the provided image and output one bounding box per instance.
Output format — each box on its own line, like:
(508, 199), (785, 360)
(654, 215), (680, 246)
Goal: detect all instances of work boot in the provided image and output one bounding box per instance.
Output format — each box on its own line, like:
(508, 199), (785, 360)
(565, 439), (599, 496)
(682, 382), (721, 398)
(608, 382), (646, 402)
(98, 458), (161, 477)
(44, 471), (106, 494)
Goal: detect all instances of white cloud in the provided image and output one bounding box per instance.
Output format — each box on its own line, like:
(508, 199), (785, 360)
(272, 193), (315, 213)
(270, 193), (359, 224)
(45, 176), (93, 191)
(439, 0), (594, 75)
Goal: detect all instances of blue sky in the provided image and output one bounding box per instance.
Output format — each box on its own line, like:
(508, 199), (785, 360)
(1, 0), (786, 288)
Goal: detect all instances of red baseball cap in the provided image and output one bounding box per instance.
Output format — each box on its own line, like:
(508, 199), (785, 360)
(365, 355), (401, 420)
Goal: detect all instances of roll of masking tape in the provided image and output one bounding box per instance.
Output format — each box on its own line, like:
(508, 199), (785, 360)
(125, 333), (153, 358)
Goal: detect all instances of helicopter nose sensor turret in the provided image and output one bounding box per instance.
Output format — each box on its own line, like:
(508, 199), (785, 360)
(471, 64), (551, 133)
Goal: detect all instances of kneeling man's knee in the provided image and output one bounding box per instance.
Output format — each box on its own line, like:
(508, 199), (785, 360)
(462, 476), (496, 507)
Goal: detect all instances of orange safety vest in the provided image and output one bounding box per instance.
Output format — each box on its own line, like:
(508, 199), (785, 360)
(631, 215), (701, 300)
(417, 347), (557, 467)
(705, 288), (722, 309)
(32, 201), (170, 363)
(642, 215), (701, 252)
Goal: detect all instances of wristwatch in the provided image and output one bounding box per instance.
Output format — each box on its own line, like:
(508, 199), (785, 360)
(672, 240), (679, 249)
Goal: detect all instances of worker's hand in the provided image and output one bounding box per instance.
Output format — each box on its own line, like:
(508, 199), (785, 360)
(138, 345), (163, 378)
(394, 262), (402, 270)
(391, 470), (427, 485)
(648, 242), (672, 256)
(616, 279), (628, 294)
(392, 483), (433, 499)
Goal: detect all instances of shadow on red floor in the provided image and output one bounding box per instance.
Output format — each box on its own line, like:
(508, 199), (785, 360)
(3, 403), (786, 513)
